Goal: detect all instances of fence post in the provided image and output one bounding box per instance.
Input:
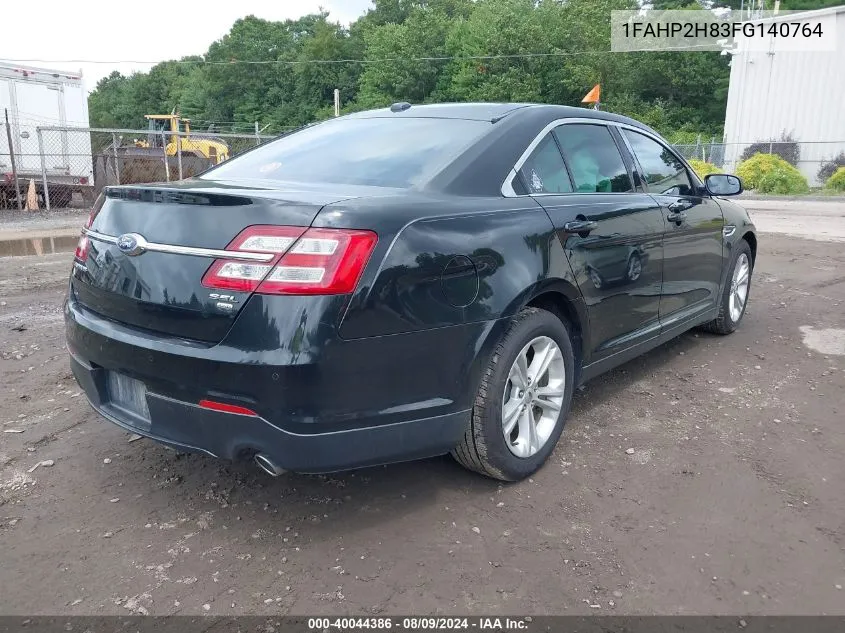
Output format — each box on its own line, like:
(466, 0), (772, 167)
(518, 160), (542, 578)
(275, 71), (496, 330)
(255, 122), (261, 147)
(176, 131), (183, 180)
(162, 131), (170, 182)
(769, 141), (774, 154)
(37, 128), (51, 210)
(4, 108), (23, 210)
(111, 133), (121, 185)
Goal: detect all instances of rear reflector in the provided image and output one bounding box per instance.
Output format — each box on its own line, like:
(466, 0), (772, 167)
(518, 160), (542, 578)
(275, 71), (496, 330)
(198, 399), (258, 416)
(202, 225), (377, 295)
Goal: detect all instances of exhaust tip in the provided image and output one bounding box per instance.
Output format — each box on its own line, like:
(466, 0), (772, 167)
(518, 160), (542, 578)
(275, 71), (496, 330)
(254, 453), (286, 477)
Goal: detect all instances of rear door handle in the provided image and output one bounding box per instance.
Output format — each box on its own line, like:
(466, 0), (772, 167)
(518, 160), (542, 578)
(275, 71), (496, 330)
(563, 220), (598, 233)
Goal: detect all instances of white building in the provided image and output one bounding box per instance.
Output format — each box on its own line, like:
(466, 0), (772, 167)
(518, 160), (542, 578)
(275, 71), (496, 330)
(722, 5), (845, 185)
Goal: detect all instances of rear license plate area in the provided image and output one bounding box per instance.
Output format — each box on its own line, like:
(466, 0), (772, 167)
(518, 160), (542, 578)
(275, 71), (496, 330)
(106, 371), (151, 429)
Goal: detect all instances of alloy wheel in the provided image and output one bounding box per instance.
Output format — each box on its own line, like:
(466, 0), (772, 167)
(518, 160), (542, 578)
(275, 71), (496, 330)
(729, 253), (750, 322)
(501, 336), (566, 458)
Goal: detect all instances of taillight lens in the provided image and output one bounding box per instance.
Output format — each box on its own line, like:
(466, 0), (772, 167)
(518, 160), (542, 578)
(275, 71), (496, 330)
(201, 225), (377, 295)
(74, 234), (90, 261)
(75, 197), (105, 263)
(74, 209), (98, 262)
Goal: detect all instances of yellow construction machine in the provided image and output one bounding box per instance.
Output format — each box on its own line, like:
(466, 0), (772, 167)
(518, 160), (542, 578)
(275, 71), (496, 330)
(102, 114), (230, 186)
(136, 114), (230, 163)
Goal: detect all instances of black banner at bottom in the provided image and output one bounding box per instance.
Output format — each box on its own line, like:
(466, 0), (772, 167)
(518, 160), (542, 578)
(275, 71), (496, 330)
(0, 617), (844, 633)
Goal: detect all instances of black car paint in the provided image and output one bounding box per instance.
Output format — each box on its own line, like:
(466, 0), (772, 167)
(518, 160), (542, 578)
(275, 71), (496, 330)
(65, 103), (756, 473)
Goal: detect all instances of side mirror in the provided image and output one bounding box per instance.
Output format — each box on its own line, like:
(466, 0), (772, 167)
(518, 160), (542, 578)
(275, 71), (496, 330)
(705, 174), (743, 196)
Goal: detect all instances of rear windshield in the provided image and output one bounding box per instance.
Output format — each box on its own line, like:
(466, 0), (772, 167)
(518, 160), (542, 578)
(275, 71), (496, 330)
(203, 117), (491, 188)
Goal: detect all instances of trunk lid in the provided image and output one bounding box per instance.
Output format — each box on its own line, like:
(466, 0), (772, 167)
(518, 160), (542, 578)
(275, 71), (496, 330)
(71, 180), (353, 343)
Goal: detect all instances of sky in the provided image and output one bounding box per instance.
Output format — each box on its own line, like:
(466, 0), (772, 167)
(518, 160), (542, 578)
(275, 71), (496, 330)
(1, 0), (374, 92)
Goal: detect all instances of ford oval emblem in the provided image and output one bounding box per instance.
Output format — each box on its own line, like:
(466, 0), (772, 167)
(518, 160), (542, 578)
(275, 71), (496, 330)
(116, 233), (146, 256)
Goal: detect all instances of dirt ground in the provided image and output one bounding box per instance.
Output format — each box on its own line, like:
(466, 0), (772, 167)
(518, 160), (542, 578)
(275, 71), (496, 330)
(1, 202), (844, 616)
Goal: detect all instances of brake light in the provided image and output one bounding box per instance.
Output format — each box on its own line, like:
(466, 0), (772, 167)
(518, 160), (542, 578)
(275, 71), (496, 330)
(74, 197), (105, 262)
(202, 225), (377, 295)
(74, 210), (97, 262)
(74, 234), (89, 261)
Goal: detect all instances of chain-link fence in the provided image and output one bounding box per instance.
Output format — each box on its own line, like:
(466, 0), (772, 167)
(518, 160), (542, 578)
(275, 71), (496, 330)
(673, 140), (845, 186)
(0, 126), (275, 210)
(3, 126), (845, 210)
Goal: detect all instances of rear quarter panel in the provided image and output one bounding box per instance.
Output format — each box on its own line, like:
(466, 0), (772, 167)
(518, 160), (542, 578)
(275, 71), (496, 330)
(311, 195), (585, 340)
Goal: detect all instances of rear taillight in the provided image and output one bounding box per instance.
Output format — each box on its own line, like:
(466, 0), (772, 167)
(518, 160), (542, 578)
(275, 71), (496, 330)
(74, 234), (89, 261)
(74, 194), (107, 263)
(74, 208), (98, 262)
(201, 225), (378, 295)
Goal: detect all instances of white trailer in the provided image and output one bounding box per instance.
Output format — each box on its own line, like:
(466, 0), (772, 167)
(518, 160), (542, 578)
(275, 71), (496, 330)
(0, 62), (94, 208)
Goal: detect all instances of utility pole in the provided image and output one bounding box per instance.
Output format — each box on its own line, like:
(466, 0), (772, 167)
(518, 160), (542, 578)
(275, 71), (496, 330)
(4, 108), (23, 211)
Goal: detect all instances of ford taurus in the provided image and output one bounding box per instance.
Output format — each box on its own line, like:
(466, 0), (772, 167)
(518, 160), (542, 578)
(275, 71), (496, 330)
(65, 103), (756, 481)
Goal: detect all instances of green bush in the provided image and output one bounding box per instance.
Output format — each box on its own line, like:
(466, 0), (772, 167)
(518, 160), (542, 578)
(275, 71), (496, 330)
(687, 159), (720, 179)
(825, 166), (845, 192)
(737, 153), (797, 190)
(740, 132), (800, 166)
(817, 151), (845, 183)
(756, 166), (809, 194)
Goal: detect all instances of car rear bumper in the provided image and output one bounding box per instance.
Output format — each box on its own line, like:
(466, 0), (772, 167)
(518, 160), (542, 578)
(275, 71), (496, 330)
(69, 351), (469, 472)
(64, 292), (492, 473)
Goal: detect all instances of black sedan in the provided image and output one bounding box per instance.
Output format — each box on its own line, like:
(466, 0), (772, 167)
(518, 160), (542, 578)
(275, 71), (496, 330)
(65, 103), (756, 481)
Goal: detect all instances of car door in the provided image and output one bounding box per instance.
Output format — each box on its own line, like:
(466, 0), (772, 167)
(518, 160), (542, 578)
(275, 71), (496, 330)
(619, 129), (725, 327)
(516, 122), (665, 363)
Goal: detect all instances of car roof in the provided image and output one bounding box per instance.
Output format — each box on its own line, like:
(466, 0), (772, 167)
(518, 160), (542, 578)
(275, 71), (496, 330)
(345, 102), (530, 121)
(345, 102), (652, 131)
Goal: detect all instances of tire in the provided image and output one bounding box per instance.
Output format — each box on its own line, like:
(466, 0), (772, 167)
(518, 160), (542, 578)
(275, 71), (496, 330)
(451, 307), (576, 481)
(700, 239), (753, 335)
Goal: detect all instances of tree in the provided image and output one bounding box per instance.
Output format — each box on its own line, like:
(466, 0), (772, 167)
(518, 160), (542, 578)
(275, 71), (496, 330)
(441, 0), (549, 103)
(88, 72), (140, 129)
(294, 18), (361, 123)
(87, 0), (735, 140)
(357, 6), (455, 106)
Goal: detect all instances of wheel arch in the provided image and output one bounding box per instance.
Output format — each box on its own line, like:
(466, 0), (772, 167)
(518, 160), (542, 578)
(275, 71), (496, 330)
(741, 230), (757, 265)
(522, 280), (587, 376)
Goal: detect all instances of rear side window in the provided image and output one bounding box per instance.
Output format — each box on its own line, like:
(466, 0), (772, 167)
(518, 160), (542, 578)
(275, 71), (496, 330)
(622, 129), (695, 196)
(554, 124), (633, 193)
(203, 117), (491, 188)
(517, 134), (573, 194)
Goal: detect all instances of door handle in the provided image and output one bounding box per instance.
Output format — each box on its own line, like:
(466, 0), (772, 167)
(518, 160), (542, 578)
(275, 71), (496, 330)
(668, 201), (692, 212)
(667, 201), (690, 224)
(563, 220), (598, 234)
